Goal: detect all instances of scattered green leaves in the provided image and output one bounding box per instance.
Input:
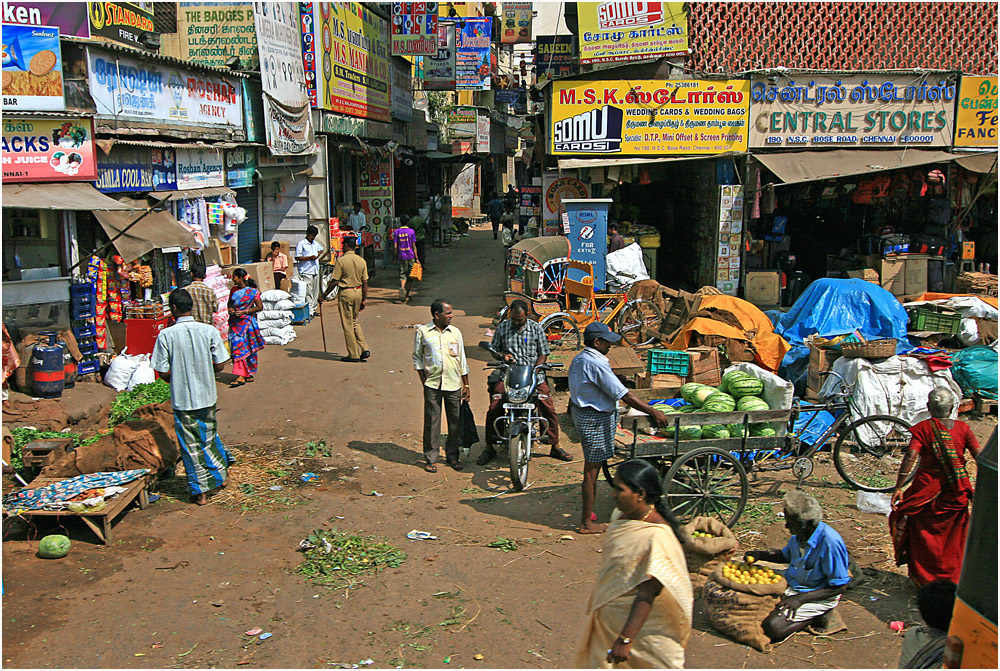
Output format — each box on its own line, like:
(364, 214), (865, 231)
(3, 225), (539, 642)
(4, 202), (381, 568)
(304, 440), (331, 458)
(296, 529), (407, 589)
(487, 537), (518, 552)
(108, 380), (172, 427)
(8, 428), (81, 470)
(438, 606), (467, 627)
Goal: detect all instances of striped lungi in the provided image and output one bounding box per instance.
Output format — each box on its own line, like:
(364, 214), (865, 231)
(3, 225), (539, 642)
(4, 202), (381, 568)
(570, 404), (618, 463)
(173, 406), (234, 496)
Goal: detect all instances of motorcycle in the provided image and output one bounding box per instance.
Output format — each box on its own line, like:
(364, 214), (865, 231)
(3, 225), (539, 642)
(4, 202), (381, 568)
(479, 342), (563, 491)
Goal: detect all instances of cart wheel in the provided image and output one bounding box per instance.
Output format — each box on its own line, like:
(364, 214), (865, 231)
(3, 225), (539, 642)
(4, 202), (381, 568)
(602, 455), (663, 487)
(662, 447), (748, 527)
(615, 299), (663, 347)
(833, 415), (913, 492)
(541, 315), (581, 351)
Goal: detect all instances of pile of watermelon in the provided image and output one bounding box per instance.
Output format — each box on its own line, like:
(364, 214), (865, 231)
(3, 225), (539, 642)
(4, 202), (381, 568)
(652, 370), (777, 440)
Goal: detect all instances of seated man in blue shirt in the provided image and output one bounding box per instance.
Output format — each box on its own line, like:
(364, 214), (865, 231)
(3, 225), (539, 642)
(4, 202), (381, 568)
(746, 489), (851, 641)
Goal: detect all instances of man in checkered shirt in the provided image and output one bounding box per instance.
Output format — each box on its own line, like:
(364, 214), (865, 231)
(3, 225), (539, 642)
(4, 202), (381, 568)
(478, 300), (572, 465)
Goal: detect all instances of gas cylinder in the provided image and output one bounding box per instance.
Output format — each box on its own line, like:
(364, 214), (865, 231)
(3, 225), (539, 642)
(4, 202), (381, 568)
(56, 336), (77, 389)
(31, 332), (65, 398)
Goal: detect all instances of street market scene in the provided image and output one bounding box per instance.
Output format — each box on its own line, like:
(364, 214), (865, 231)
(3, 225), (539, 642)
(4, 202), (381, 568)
(1, 1), (998, 669)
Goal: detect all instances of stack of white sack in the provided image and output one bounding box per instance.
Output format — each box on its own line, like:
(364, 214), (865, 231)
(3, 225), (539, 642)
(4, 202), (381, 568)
(259, 289), (297, 345)
(204, 264), (232, 341)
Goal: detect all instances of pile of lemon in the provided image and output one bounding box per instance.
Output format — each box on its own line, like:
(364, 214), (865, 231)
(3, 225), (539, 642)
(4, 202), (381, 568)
(690, 530), (717, 539)
(722, 558), (781, 585)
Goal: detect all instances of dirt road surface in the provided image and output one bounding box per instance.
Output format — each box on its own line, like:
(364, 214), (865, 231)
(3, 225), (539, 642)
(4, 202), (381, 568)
(4, 227), (996, 669)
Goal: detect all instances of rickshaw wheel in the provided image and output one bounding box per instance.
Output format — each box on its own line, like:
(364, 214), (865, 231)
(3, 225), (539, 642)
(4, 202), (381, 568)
(662, 447), (748, 527)
(541, 315), (581, 350)
(616, 299), (663, 346)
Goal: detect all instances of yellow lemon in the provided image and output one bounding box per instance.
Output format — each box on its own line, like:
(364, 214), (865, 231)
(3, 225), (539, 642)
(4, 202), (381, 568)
(746, 556), (755, 564)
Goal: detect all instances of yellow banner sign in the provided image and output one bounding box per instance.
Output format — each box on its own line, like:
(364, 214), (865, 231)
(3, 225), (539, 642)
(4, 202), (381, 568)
(577, 2), (687, 65)
(955, 76), (998, 147)
(550, 80), (750, 155)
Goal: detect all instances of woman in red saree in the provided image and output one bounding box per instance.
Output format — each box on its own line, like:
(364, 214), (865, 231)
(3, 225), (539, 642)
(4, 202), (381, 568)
(227, 269), (265, 387)
(890, 388), (982, 586)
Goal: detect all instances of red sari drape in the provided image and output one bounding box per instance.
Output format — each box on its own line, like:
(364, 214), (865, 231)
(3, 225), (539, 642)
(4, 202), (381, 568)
(889, 419), (978, 585)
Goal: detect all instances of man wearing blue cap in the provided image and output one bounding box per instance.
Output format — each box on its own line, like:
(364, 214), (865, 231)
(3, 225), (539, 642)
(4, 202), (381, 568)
(569, 322), (669, 534)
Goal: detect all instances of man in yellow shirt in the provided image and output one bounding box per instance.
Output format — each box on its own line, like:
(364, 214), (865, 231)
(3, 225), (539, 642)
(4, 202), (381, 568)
(413, 299), (470, 472)
(329, 236), (369, 363)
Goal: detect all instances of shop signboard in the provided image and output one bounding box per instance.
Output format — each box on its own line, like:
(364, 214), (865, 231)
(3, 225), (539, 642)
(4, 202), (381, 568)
(358, 154), (393, 253)
(550, 79), (750, 155)
(87, 1), (155, 48)
(452, 16), (490, 90)
(519, 184), (541, 229)
(563, 199), (610, 291)
(391, 57), (413, 122)
(500, 2), (532, 45)
(321, 111), (392, 140)
(447, 106), (476, 125)
(96, 144), (152, 192)
(749, 74), (957, 148)
(175, 2), (259, 70)
(1, 23), (64, 111)
(299, 3), (317, 107)
(87, 48), (243, 129)
(422, 21), (456, 90)
(542, 172), (589, 236)
(535, 35), (576, 82)
(390, 1), (438, 56)
(715, 185), (743, 296)
(450, 161), (476, 217)
(954, 76), (998, 148)
(313, 3), (391, 122)
(151, 147), (177, 190)
(577, 2), (687, 65)
(476, 111), (490, 153)
(253, 2), (315, 155)
(3, 2), (90, 37)
(176, 146), (224, 189)
(225, 146), (255, 188)
(1, 116), (97, 182)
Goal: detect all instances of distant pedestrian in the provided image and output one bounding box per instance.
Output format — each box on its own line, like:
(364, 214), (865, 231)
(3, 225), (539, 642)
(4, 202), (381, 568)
(348, 201), (368, 231)
(393, 220), (418, 302)
(227, 268), (265, 387)
(151, 288), (232, 506)
(488, 196), (504, 239)
(295, 225), (325, 314)
(413, 299), (470, 472)
(269, 241), (289, 289)
(330, 236), (369, 363)
(185, 265), (217, 325)
(609, 223), (626, 253)
(408, 210), (428, 268)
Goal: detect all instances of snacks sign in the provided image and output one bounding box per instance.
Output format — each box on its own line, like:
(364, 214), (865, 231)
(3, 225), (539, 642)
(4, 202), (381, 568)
(1, 23), (64, 110)
(1, 116), (97, 182)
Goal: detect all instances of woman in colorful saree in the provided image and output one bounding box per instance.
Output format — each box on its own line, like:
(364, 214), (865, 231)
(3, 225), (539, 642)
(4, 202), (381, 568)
(890, 387), (982, 585)
(227, 268), (265, 387)
(574, 459), (693, 669)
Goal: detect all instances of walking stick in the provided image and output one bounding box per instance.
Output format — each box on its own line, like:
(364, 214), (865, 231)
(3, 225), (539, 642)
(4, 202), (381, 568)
(318, 299), (328, 353)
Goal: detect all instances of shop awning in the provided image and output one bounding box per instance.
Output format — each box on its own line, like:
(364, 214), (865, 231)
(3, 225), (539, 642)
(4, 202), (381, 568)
(1, 183), (137, 211)
(155, 186), (237, 201)
(93, 202), (199, 263)
(754, 149), (965, 186)
(254, 166), (312, 181)
(954, 152), (998, 174)
(425, 151), (482, 163)
(557, 153), (741, 170)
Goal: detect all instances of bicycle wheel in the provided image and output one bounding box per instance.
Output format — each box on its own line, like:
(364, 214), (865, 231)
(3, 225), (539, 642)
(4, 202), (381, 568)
(833, 415), (913, 492)
(509, 431), (530, 491)
(662, 448), (748, 526)
(541, 315), (581, 350)
(615, 299), (663, 347)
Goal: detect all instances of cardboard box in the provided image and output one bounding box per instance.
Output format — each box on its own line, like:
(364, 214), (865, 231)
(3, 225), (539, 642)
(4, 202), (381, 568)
(686, 346), (721, 386)
(203, 239), (226, 267)
(261, 240), (294, 264)
(878, 257), (906, 295)
(744, 270), (781, 305)
(904, 255), (929, 295)
(807, 341), (842, 396)
(220, 243), (234, 267)
(279, 277), (291, 292)
(222, 261), (275, 293)
(846, 268), (879, 283)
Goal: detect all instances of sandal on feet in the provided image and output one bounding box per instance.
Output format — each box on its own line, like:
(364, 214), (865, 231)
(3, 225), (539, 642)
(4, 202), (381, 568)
(424, 463), (437, 473)
(549, 447), (573, 462)
(229, 378), (246, 388)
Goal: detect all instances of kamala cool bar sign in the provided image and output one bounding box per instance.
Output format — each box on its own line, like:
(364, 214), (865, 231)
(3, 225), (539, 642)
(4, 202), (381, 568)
(749, 74), (956, 148)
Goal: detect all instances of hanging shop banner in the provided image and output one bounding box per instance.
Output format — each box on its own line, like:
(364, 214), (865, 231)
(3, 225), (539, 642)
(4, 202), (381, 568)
(299, 3), (318, 108)
(1, 117), (97, 182)
(954, 76), (998, 148)
(564, 199), (610, 291)
(550, 79), (750, 155)
(542, 172), (589, 236)
(96, 144), (152, 192)
(500, 2), (532, 44)
(447, 106), (477, 126)
(225, 146), (255, 188)
(390, 1), (438, 56)
(715, 185), (744, 296)
(476, 111), (490, 153)
(3, 2), (90, 37)
(535, 35), (576, 83)
(87, 48), (243, 129)
(453, 17), (490, 90)
(151, 147), (177, 190)
(358, 154), (393, 253)
(391, 57), (413, 122)
(87, 1), (155, 48)
(519, 184), (541, 229)
(253, 2), (315, 155)
(1, 23), (64, 111)
(175, 2), (259, 70)
(749, 75), (957, 148)
(321, 111), (392, 140)
(577, 2), (687, 65)
(422, 21), (456, 91)
(176, 146), (224, 189)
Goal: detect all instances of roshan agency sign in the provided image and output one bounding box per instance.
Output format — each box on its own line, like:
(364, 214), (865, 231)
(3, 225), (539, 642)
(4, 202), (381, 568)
(954, 76), (998, 148)
(578, 2), (687, 65)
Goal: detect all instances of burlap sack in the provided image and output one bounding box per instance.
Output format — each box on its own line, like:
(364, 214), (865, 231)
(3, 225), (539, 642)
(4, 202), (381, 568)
(682, 516), (739, 594)
(703, 565), (788, 652)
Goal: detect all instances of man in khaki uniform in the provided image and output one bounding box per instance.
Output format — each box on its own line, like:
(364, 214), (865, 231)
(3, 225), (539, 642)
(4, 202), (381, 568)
(330, 236), (370, 363)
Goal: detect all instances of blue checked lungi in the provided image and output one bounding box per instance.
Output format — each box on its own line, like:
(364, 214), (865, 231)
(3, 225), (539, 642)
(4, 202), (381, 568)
(570, 404), (618, 463)
(174, 406), (234, 496)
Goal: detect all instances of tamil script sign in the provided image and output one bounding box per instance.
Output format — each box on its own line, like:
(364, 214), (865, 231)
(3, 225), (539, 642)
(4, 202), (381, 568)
(577, 2), (687, 65)
(314, 3), (391, 122)
(954, 75), (998, 148)
(550, 80), (749, 155)
(749, 75), (957, 148)
(390, 1), (438, 56)
(175, 2), (259, 70)
(1, 116), (97, 182)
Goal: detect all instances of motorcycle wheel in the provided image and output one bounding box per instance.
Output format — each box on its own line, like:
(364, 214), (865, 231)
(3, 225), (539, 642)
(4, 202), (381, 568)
(509, 431), (530, 491)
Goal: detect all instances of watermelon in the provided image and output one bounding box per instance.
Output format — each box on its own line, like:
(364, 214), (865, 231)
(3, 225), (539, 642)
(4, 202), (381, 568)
(38, 534), (71, 559)
(726, 423), (748, 437)
(703, 391), (736, 412)
(681, 383), (707, 404)
(692, 386), (717, 407)
(750, 425), (777, 437)
(702, 424), (730, 439)
(729, 376), (765, 398)
(720, 370), (751, 393)
(737, 396), (770, 412)
(679, 425), (702, 440)
(679, 405), (698, 413)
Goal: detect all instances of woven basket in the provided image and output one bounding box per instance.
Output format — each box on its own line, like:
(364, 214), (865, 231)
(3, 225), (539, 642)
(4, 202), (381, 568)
(841, 338), (896, 359)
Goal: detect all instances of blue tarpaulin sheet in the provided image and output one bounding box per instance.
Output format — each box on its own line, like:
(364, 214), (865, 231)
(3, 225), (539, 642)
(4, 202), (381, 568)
(774, 278), (913, 392)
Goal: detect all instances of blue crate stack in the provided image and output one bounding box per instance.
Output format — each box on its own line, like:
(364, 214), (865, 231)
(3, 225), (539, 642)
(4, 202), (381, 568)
(70, 281), (100, 375)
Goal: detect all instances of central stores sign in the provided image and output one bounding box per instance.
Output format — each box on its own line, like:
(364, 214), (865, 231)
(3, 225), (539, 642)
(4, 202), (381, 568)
(550, 80), (749, 155)
(749, 75), (957, 148)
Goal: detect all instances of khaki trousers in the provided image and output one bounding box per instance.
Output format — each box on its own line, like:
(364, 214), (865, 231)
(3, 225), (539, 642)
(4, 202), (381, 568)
(337, 287), (367, 359)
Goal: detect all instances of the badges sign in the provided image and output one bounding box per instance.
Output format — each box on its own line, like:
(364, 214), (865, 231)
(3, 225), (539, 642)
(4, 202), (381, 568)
(1, 116), (96, 182)
(390, 1), (438, 56)
(175, 2), (259, 70)
(550, 80), (750, 155)
(577, 2), (687, 65)
(954, 76), (998, 148)
(87, 1), (155, 48)
(1, 23), (64, 110)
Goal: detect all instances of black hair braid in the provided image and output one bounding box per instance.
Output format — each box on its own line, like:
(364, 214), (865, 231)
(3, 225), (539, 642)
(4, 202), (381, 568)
(617, 458), (683, 538)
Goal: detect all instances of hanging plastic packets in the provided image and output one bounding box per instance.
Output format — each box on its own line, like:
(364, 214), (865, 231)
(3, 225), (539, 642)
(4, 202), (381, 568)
(86, 255), (101, 282)
(95, 259), (109, 349)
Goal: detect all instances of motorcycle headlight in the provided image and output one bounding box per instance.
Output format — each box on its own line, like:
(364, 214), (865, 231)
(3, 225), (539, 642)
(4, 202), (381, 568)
(507, 387), (530, 403)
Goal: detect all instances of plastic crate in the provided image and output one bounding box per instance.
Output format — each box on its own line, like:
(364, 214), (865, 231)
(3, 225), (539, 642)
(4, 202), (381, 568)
(77, 359), (100, 375)
(646, 349), (690, 376)
(70, 306), (97, 321)
(290, 303), (310, 325)
(70, 294), (95, 309)
(70, 282), (96, 298)
(76, 339), (99, 355)
(72, 323), (97, 339)
(908, 305), (962, 334)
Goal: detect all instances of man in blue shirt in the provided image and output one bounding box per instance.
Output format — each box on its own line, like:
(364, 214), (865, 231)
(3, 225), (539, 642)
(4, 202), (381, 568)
(746, 489), (851, 641)
(487, 196), (504, 240)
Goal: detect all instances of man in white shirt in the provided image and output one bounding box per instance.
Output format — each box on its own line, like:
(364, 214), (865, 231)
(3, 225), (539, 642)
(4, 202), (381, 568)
(348, 201), (368, 231)
(295, 225), (325, 314)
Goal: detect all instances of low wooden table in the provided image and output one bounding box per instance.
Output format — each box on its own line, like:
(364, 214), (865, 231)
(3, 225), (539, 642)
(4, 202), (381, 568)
(8, 475), (149, 545)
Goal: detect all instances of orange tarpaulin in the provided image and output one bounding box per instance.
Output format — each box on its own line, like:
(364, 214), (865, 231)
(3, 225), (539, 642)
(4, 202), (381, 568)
(666, 295), (790, 372)
(911, 292), (998, 309)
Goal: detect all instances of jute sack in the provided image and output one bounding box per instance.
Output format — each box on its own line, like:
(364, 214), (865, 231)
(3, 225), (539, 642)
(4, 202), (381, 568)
(682, 516), (738, 594)
(703, 564), (787, 652)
